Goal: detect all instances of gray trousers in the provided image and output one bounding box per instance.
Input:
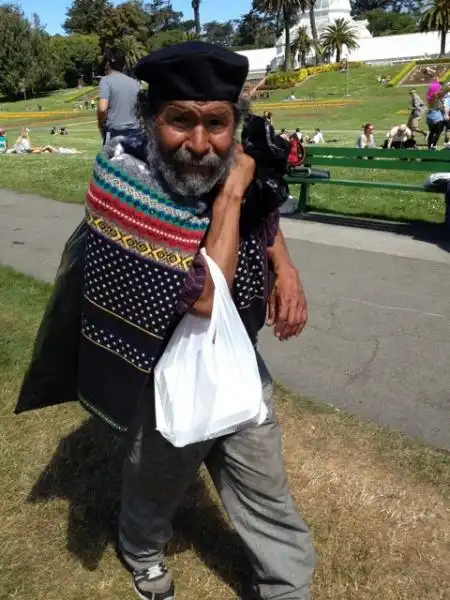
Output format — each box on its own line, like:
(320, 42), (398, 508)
(119, 356), (315, 599)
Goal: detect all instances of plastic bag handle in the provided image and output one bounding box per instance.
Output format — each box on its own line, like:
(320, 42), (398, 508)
(200, 248), (232, 342)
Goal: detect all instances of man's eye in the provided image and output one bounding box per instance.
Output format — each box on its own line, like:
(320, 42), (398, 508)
(209, 119), (225, 129)
(172, 116), (189, 126)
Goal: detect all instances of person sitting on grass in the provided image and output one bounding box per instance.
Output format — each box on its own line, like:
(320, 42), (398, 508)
(0, 128), (8, 153)
(10, 127), (31, 154)
(382, 124), (412, 149)
(356, 123), (376, 149)
(7, 129), (81, 155)
(311, 128), (324, 144)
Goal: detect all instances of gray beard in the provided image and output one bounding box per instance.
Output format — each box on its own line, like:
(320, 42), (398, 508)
(145, 124), (235, 198)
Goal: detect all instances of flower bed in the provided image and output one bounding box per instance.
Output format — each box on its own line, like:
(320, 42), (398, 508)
(0, 110), (76, 119)
(266, 62), (363, 89)
(253, 98), (360, 111)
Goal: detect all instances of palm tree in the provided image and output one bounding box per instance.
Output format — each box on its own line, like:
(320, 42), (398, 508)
(256, 0), (303, 71)
(299, 0), (320, 64)
(320, 18), (359, 64)
(192, 0), (201, 36)
(117, 35), (146, 75)
(291, 25), (321, 66)
(292, 26), (311, 67)
(420, 0), (450, 57)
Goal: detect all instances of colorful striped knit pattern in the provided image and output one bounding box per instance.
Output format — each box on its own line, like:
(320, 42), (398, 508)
(83, 153), (210, 373)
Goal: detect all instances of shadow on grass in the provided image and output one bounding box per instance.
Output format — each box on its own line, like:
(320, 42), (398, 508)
(287, 210), (450, 253)
(27, 417), (247, 594)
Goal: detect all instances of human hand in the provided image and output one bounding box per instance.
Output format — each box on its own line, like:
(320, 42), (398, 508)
(266, 266), (307, 341)
(219, 144), (256, 203)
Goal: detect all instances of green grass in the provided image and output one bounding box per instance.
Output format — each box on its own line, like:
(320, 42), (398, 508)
(1, 267), (449, 600)
(0, 87), (97, 112)
(0, 66), (447, 224)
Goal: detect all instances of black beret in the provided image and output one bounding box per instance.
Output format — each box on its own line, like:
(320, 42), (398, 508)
(134, 41), (249, 104)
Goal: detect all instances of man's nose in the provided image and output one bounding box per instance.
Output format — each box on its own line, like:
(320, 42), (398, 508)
(186, 125), (210, 158)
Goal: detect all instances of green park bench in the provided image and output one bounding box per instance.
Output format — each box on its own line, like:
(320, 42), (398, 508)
(284, 146), (450, 224)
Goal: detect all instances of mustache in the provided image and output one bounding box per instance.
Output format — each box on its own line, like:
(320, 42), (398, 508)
(169, 145), (224, 170)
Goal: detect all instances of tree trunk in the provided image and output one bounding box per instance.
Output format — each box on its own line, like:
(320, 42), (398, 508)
(309, 3), (319, 65)
(192, 0), (201, 36)
(440, 28), (446, 57)
(336, 47), (341, 63)
(301, 49), (306, 67)
(283, 7), (291, 71)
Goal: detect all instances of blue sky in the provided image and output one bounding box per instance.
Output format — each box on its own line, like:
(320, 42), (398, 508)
(21, 0), (253, 34)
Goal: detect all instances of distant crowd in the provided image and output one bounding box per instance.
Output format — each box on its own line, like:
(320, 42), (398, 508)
(356, 84), (450, 152)
(266, 80), (450, 164)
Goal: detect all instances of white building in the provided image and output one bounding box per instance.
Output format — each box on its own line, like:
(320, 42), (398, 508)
(237, 0), (448, 74)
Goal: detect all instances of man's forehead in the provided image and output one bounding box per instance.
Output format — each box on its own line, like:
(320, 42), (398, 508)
(161, 100), (233, 114)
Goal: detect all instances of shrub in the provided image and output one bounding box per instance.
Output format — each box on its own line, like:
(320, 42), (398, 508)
(64, 86), (98, 103)
(266, 61), (363, 89)
(417, 58), (450, 65)
(388, 61), (416, 87)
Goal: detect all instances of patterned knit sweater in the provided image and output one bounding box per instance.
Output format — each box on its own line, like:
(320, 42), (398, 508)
(79, 137), (280, 432)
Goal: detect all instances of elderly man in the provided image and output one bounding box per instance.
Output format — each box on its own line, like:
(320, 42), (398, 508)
(383, 124), (413, 149)
(17, 42), (315, 600)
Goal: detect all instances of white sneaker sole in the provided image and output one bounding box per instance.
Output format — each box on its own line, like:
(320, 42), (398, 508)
(133, 580), (174, 600)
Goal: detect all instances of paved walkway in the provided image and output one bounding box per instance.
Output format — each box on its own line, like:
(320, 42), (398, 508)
(1, 190), (450, 449)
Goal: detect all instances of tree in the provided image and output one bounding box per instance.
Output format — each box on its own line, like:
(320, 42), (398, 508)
(117, 34), (147, 73)
(420, 0), (450, 56)
(233, 9), (278, 48)
(98, 2), (149, 50)
(192, 0), (201, 35)
(51, 33), (101, 88)
(351, 0), (424, 15)
(28, 16), (63, 95)
(364, 9), (419, 36)
(64, 0), (111, 34)
(202, 20), (236, 47)
(255, 0), (303, 70)
(298, 0), (320, 64)
(146, 0), (183, 34)
(291, 25), (322, 66)
(320, 17), (359, 63)
(147, 28), (186, 50)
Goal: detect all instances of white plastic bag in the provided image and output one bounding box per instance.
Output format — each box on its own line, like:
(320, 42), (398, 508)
(154, 249), (266, 447)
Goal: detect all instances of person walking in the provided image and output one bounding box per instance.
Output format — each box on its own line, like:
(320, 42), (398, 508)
(426, 79), (447, 150)
(17, 42), (315, 600)
(97, 47), (141, 144)
(407, 88), (426, 139)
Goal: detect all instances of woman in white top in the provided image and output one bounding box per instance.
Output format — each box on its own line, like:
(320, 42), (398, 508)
(12, 127), (31, 154)
(356, 123), (376, 148)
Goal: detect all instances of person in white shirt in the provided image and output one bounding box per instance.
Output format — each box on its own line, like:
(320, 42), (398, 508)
(383, 124), (412, 149)
(12, 127), (31, 153)
(356, 123), (376, 148)
(311, 128), (324, 144)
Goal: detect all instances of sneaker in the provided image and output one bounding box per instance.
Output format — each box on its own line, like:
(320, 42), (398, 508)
(133, 562), (174, 600)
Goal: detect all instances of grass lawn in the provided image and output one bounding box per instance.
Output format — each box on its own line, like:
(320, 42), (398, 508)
(0, 67), (448, 223)
(1, 266), (449, 599)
